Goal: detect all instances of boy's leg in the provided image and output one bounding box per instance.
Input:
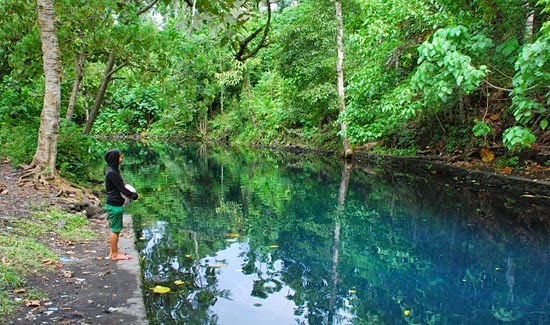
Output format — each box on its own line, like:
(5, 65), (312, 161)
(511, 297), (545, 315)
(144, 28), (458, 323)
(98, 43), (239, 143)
(105, 204), (131, 260)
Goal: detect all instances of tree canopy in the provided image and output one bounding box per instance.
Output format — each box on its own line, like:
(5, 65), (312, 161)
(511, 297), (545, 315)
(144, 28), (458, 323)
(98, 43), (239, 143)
(0, 0), (548, 176)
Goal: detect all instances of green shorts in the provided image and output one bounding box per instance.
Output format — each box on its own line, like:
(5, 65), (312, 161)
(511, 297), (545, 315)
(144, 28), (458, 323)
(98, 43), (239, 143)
(105, 204), (124, 233)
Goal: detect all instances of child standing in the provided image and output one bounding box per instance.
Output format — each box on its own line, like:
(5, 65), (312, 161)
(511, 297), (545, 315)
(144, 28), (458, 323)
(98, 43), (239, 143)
(104, 149), (138, 260)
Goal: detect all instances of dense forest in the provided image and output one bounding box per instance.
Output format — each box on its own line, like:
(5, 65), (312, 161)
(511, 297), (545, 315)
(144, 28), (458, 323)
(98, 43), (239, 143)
(0, 0), (548, 180)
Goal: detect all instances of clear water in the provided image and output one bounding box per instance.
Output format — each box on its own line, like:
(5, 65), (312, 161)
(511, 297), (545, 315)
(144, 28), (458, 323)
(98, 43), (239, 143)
(112, 142), (549, 325)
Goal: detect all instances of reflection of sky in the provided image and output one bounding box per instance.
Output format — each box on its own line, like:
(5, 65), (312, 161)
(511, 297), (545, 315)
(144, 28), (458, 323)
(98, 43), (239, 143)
(207, 242), (306, 324)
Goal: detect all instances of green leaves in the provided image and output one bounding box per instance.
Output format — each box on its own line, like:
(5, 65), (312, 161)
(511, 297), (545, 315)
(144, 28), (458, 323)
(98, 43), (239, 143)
(502, 126), (536, 152)
(413, 26), (491, 105)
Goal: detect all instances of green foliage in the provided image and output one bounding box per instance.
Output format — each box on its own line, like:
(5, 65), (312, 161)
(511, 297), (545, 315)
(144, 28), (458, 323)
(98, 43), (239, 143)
(0, 76), (42, 124)
(413, 26), (491, 106)
(57, 123), (96, 183)
(472, 121), (491, 138)
(1, 0), (549, 158)
(94, 85), (163, 135)
(506, 21), (550, 146)
(0, 123), (37, 166)
(502, 126), (536, 151)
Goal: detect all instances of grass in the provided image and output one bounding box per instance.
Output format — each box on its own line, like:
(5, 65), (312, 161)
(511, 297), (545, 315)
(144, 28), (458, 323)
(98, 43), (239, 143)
(0, 208), (98, 320)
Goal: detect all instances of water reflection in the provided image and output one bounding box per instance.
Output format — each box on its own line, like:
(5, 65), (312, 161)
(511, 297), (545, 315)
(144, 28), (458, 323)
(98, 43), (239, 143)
(112, 142), (549, 324)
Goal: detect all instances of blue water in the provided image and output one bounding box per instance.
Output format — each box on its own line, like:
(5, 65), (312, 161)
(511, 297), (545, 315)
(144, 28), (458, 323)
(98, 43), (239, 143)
(112, 142), (549, 324)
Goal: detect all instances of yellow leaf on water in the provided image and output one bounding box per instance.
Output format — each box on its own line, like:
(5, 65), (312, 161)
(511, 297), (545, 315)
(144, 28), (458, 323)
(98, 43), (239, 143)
(269, 245), (279, 249)
(151, 286), (171, 294)
(404, 310), (410, 316)
(174, 280), (185, 285)
(348, 290), (356, 294)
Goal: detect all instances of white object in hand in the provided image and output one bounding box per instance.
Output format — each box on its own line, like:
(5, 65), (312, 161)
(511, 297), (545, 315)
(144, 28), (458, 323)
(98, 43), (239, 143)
(121, 184), (136, 206)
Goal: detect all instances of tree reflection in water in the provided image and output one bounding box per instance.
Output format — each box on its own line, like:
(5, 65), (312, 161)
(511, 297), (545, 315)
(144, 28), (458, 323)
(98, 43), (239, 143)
(107, 142), (550, 325)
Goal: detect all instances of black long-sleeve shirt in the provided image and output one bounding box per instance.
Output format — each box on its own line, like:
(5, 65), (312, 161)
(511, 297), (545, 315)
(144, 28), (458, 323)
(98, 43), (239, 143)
(104, 149), (138, 206)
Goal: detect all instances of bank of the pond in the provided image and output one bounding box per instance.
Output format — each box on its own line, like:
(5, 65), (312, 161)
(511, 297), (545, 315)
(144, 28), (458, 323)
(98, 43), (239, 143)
(0, 162), (147, 324)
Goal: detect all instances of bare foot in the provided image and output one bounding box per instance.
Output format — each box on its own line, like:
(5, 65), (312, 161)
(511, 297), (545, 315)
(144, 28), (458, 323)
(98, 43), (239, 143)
(108, 253), (132, 260)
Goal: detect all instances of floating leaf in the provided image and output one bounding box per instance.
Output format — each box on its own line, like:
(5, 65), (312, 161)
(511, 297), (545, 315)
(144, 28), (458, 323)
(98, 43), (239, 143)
(404, 310), (410, 316)
(348, 289), (356, 294)
(209, 262), (226, 268)
(269, 245), (279, 249)
(174, 280), (185, 285)
(151, 285), (171, 294)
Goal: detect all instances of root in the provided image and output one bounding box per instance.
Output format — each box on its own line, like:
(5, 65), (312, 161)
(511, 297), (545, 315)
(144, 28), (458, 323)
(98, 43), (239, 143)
(16, 164), (101, 207)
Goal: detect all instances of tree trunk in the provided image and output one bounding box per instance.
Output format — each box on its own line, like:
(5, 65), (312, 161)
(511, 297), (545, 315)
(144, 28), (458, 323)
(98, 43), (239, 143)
(66, 53), (85, 122)
(83, 52), (116, 134)
(32, 0), (62, 178)
(525, 2), (535, 41)
(334, 0), (353, 159)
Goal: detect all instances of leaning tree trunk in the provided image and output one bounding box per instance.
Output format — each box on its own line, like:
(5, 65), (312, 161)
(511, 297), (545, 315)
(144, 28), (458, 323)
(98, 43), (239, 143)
(32, 0), (62, 178)
(83, 52), (116, 134)
(66, 53), (85, 122)
(334, 0), (353, 159)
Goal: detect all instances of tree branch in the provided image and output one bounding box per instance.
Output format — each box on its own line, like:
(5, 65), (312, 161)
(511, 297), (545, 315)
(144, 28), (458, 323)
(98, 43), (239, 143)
(137, 0), (161, 16)
(235, 1), (272, 62)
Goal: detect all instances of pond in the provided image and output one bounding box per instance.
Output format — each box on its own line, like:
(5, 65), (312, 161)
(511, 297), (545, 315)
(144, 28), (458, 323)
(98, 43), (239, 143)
(107, 142), (549, 324)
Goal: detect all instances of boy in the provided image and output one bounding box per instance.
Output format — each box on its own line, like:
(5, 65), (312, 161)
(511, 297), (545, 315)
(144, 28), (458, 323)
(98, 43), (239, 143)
(104, 149), (139, 260)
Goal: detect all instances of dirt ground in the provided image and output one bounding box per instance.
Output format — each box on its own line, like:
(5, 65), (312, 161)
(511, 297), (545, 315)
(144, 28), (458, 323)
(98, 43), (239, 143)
(0, 161), (147, 325)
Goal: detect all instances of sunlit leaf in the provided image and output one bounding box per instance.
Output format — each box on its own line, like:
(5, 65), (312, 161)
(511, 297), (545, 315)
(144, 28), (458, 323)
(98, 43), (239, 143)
(404, 310), (410, 316)
(174, 280), (185, 285)
(269, 245), (279, 249)
(151, 285), (171, 294)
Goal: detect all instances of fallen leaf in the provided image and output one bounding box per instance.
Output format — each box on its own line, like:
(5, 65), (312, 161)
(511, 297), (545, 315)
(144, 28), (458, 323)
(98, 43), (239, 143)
(499, 166), (513, 175)
(62, 271), (73, 278)
(42, 259), (57, 265)
(151, 286), (171, 294)
(24, 300), (41, 307)
(97, 271), (111, 277)
(480, 149), (495, 162)
(13, 288), (26, 294)
(404, 310), (410, 316)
